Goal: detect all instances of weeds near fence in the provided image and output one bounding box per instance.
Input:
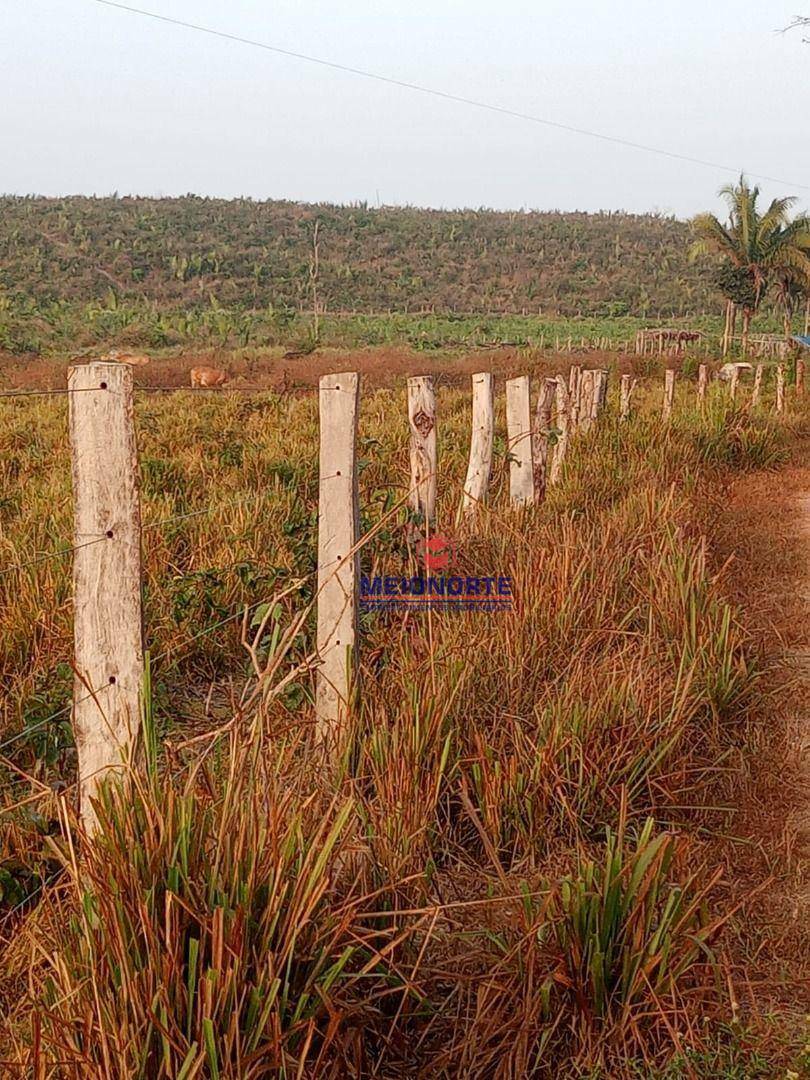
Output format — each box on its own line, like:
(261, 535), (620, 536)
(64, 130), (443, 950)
(0, 374), (801, 1075)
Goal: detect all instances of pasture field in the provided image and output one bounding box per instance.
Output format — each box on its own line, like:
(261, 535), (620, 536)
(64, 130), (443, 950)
(0, 355), (808, 1076)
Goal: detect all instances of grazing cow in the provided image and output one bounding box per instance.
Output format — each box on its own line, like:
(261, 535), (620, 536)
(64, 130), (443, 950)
(717, 362), (753, 381)
(190, 366), (228, 388)
(103, 348), (150, 366)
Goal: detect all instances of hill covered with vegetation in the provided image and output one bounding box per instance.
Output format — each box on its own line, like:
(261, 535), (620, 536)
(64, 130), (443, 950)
(0, 195), (714, 321)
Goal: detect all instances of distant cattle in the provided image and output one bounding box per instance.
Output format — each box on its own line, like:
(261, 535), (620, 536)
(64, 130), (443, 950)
(190, 366), (228, 388)
(102, 348), (150, 366)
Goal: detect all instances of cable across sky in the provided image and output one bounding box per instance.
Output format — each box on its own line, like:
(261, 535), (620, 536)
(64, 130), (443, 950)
(88, 0), (809, 192)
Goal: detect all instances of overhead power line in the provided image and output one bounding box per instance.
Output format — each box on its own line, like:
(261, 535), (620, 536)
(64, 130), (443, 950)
(87, 0), (809, 191)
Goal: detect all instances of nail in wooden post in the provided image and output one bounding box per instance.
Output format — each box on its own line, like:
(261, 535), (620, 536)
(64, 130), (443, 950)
(459, 372), (494, 519)
(316, 372), (360, 745)
(619, 373), (636, 420)
(505, 375), (534, 507)
(69, 361), (143, 834)
(662, 369), (676, 423)
(797, 357), (805, 398)
(697, 364), (708, 403)
(549, 375), (570, 486)
(407, 375), (437, 526)
(751, 364), (763, 407)
(532, 377), (557, 500)
(776, 364), (785, 413)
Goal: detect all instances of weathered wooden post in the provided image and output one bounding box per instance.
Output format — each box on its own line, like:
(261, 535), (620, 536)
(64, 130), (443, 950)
(532, 377), (557, 500)
(776, 364), (785, 414)
(796, 357), (805, 398)
(505, 375), (534, 507)
(549, 375), (570, 485)
(578, 369), (596, 432)
(729, 364), (740, 402)
(316, 372), (360, 746)
(407, 375), (437, 526)
(69, 361), (143, 834)
(619, 373), (636, 420)
(662, 369), (676, 422)
(751, 365), (763, 407)
(459, 372), (494, 519)
(697, 364), (708, 403)
(568, 365), (581, 428)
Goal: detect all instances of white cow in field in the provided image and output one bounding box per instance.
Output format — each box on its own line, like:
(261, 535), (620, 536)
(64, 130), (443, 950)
(717, 362), (753, 381)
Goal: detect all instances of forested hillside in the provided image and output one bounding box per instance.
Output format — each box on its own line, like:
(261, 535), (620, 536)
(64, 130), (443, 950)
(0, 195), (713, 317)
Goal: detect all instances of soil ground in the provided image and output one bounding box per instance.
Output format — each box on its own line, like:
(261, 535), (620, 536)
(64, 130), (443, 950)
(708, 441), (810, 1054)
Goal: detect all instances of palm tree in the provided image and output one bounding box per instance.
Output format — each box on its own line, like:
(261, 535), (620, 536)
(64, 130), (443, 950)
(690, 177), (810, 352)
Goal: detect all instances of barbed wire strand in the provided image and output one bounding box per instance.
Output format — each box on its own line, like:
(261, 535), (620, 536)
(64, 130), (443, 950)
(0, 535), (111, 579)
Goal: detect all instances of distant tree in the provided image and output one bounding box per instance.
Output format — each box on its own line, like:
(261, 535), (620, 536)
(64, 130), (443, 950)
(691, 176), (810, 351)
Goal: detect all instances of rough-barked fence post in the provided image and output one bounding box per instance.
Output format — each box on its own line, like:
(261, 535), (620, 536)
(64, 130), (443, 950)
(568, 366), (581, 429)
(662, 369), (676, 423)
(69, 361), (143, 834)
(697, 364), (708, 404)
(549, 375), (570, 486)
(407, 375), (437, 527)
(751, 364), (763, 407)
(316, 372), (360, 747)
(776, 364), (785, 414)
(578, 369), (595, 432)
(532, 376), (557, 500)
(729, 364), (740, 403)
(619, 373), (636, 420)
(797, 357), (805, 398)
(505, 375), (534, 507)
(459, 372), (494, 519)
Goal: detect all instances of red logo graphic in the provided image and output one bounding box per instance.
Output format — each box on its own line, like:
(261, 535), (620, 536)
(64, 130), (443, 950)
(418, 533), (457, 571)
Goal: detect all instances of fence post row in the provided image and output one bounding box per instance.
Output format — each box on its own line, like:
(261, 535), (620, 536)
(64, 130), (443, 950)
(407, 375), (437, 527)
(315, 372), (360, 746)
(69, 361), (144, 835)
(505, 375), (534, 507)
(459, 372), (494, 519)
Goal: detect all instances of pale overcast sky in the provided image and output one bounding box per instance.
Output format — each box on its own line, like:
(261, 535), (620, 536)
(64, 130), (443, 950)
(3, 0), (809, 217)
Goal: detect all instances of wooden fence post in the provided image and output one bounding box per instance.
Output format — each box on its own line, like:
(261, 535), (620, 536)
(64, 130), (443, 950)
(662, 369), (676, 422)
(568, 366), (581, 429)
(797, 357), (805, 398)
(619, 373), (636, 420)
(751, 364), (763, 407)
(776, 364), (785, 413)
(505, 375), (534, 507)
(729, 365), (740, 402)
(316, 372), (360, 746)
(578, 369), (595, 432)
(69, 361), (143, 834)
(549, 376), (570, 485)
(407, 375), (437, 527)
(697, 364), (708, 403)
(459, 372), (494, 519)
(532, 377), (557, 500)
